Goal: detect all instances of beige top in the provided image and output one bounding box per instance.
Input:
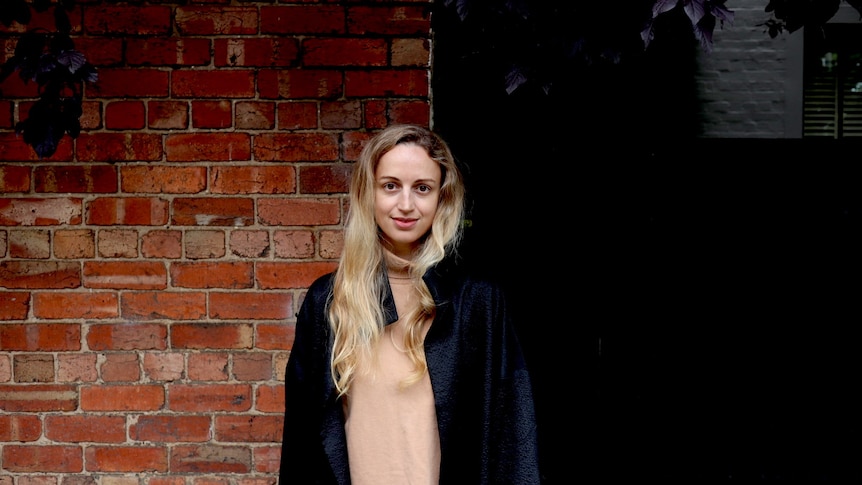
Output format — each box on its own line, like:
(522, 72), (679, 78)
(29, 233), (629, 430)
(343, 252), (441, 484)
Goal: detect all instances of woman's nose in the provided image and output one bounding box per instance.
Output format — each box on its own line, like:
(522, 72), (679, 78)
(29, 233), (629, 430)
(397, 190), (413, 210)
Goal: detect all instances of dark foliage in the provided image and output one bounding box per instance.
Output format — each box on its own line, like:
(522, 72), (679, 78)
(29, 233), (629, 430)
(0, 0), (97, 159)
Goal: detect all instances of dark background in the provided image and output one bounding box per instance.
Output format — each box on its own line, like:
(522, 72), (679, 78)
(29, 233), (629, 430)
(432, 6), (862, 483)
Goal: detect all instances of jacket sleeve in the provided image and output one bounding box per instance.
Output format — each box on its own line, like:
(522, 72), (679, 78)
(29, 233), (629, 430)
(279, 274), (344, 485)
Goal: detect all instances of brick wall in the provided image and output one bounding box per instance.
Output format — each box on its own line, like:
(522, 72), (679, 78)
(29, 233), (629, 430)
(0, 1), (433, 483)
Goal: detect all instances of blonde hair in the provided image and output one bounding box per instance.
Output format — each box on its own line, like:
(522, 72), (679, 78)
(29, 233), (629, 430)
(328, 124), (466, 395)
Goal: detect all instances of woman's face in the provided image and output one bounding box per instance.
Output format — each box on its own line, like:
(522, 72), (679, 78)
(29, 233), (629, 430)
(374, 143), (442, 259)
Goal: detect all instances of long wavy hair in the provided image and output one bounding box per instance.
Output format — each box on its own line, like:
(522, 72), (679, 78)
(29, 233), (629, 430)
(328, 124), (466, 395)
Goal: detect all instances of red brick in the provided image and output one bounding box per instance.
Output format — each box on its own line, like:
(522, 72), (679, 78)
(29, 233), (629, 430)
(148, 101), (189, 129)
(260, 6), (345, 34)
(0, 198), (83, 226)
(303, 38), (387, 67)
(188, 352), (229, 381)
(33, 165), (118, 193)
(58, 353), (98, 383)
(215, 415), (282, 442)
(101, 353), (141, 382)
(120, 292), (207, 321)
(257, 69), (343, 100)
(105, 100), (146, 129)
(392, 38), (431, 66)
(0, 384), (78, 412)
(165, 133), (251, 161)
(170, 262), (253, 289)
(0, 100), (11, 128)
(255, 262), (337, 290)
(253, 133), (339, 162)
(14, 354), (54, 382)
(277, 101), (318, 129)
(142, 352), (185, 382)
(175, 7), (259, 35)
(8, 229), (50, 259)
(85, 446), (168, 472)
(32, 292), (118, 319)
(168, 384), (252, 412)
(170, 444), (251, 473)
(258, 198), (341, 226)
(44, 415), (126, 443)
(0, 414), (41, 441)
(0, 133), (74, 162)
(320, 100), (362, 129)
(0, 261), (81, 289)
(345, 69), (428, 97)
(141, 230), (183, 259)
(87, 69), (170, 98)
(131, 415), (212, 442)
(255, 445), (282, 474)
(84, 6), (172, 35)
(80, 101), (103, 129)
(121, 166), (207, 194)
(171, 197), (254, 226)
(73, 38), (124, 66)
(80, 384), (165, 411)
(97, 229), (139, 258)
(256, 324), (294, 352)
(86, 197), (169, 225)
(319, 229), (344, 259)
(347, 6), (431, 35)
(210, 166), (296, 194)
(364, 100), (388, 129)
(0, 4), (82, 34)
(54, 229), (96, 259)
(235, 101), (276, 129)
(76, 133), (163, 162)
(255, 384), (286, 413)
(0, 323), (80, 351)
(298, 164), (352, 195)
(83, 261), (168, 290)
(229, 230), (270, 258)
(0, 292), (30, 320)
(1, 445), (83, 472)
(0, 165), (30, 192)
(185, 230), (226, 259)
(172, 70), (255, 98)
(172, 323), (253, 350)
(87, 322), (168, 351)
(126, 38), (212, 66)
(272, 230), (314, 259)
(214, 38), (299, 67)
(231, 353), (273, 381)
(390, 99), (431, 125)
(0, 74), (40, 98)
(192, 100), (232, 129)
(208, 292), (293, 320)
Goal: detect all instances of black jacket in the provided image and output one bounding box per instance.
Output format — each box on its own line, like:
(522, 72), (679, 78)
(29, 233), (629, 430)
(279, 258), (541, 484)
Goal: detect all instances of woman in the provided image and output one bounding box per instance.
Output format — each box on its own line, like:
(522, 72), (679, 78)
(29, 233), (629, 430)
(279, 124), (541, 484)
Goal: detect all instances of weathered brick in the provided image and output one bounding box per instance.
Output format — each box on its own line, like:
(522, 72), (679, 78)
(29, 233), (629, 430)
(235, 101), (276, 129)
(0, 414), (41, 441)
(232, 353), (273, 381)
(75, 133), (163, 163)
(130, 415), (212, 442)
(389, 99), (431, 125)
(210, 166), (296, 195)
(142, 352), (185, 382)
(0, 261), (81, 289)
(165, 133), (251, 162)
(57, 353), (98, 383)
(148, 101), (189, 130)
(303, 38), (387, 67)
(87, 197), (169, 225)
(255, 384), (286, 413)
(97, 229), (139, 258)
(168, 384), (252, 412)
(101, 353), (141, 382)
(54, 229), (96, 259)
(191, 100), (233, 129)
(257, 69), (343, 100)
(184, 230), (226, 259)
(214, 415), (282, 442)
(188, 352), (229, 381)
(121, 166), (207, 194)
(276, 101), (319, 129)
(347, 6), (431, 35)
(87, 323), (169, 351)
(120, 292), (207, 321)
(320, 100), (362, 129)
(0, 133), (73, 161)
(170, 444), (251, 473)
(45, 415), (127, 443)
(175, 7), (259, 35)
(171, 197), (254, 226)
(0, 198), (83, 226)
(298, 164), (352, 194)
(86, 69), (170, 98)
(0, 384), (78, 412)
(214, 38), (299, 67)
(126, 38), (212, 66)
(8, 229), (50, 259)
(33, 165), (118, 193)
(254, 445), (283, 474)
(84, 6), (172, 35)
(84, 262), (167, 290)
(272, 230), (314, 259)
(170, 262), (253, 289)
(344, 69), (429, 97)
(32, 292), (118, 319)
(256, 324), (294, 352)
(14, 354), (54, 383)
(73, 38), (124, 66)
(229, 230), (270, 258)
(319, 229), (344, 259)
(141, 230), (183, 259)
(208, 292), (293, 320)
(257, 198), (341, 226)
(0, 323), (80, 351)
(392, 38), (430, 66)
(0, 292), (30, 320)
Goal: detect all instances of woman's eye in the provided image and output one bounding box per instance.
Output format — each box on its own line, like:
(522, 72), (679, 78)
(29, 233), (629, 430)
(383, 182), (397, 190)
(417, 185), (431, 193)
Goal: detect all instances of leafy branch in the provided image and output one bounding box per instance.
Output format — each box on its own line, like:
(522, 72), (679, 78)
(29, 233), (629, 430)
(0, 0), (97, 159)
